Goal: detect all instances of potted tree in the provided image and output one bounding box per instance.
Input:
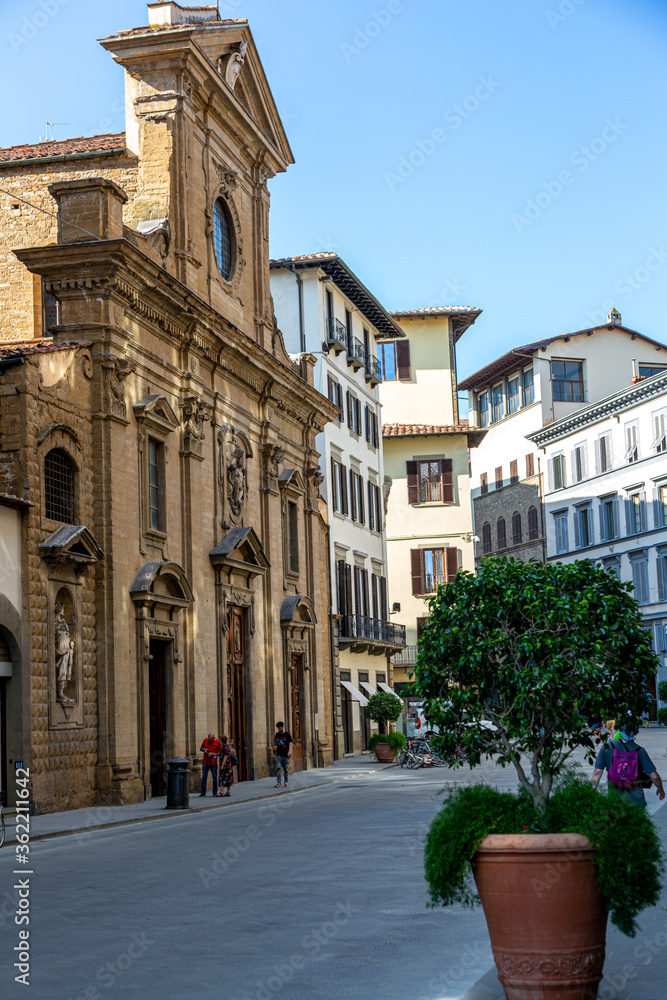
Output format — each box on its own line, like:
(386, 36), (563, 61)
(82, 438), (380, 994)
(364, 691), (405, 762)
(657, 680), (667, 726)
(414, 557), (663, 1000)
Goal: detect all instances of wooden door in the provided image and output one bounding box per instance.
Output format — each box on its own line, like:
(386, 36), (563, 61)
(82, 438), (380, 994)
(149, 640), (167, 797)
(290, 653), (304, 771)
(227, 608), (248, 781)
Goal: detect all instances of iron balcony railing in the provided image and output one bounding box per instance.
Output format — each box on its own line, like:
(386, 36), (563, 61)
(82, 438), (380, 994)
(325, 317), (349, 351)
(340, 614), (406, 647)
(365, 353), (382, 384)
(391, 644), (418, 666)
(347, 336), (366, 370)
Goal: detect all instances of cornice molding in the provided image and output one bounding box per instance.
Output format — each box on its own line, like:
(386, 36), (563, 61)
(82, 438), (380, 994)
(529, 373), (667, 447)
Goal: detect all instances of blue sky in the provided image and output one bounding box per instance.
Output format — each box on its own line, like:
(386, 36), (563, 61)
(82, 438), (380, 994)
(1, 0), (666, 383)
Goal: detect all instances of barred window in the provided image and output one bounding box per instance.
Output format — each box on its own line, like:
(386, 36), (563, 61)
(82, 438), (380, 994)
(44, 449), (75, 523)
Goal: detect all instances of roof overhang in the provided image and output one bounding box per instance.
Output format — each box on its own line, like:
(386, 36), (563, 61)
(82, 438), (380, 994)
(269, 254), (404, 339)
(391, 307), (482, 342)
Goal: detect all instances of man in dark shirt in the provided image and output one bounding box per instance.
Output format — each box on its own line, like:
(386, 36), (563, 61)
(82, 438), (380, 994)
(274, 721), (293, 788)
(591, 727), (665, 807)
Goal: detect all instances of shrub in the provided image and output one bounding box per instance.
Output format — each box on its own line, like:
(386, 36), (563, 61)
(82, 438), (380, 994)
(364, 691), (403, 734)
(658, 680), (667, 702)
(657, 707), (667, 725)
(414, 557), (658, 814)
(368, 731), (406, 754)
(424, 776), (663, 937)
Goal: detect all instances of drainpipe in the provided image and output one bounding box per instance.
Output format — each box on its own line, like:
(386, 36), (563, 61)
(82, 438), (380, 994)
(290, 265), (306, 354)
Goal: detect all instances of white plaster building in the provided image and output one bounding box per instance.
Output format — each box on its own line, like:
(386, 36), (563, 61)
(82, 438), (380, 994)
(527, 369), (667, 715)
(270, 253), (406, 757)
(461, 311), (667, 566)
(0, 492), (29, 807)
(379, 307), (483, 704)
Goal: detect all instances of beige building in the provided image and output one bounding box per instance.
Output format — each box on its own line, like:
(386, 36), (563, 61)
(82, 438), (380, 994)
(0, 3), (337, 813)
(379, 307), (483, 691)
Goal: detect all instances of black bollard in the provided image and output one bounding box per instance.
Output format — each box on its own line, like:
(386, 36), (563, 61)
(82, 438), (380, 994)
(166, 757), (191, 810)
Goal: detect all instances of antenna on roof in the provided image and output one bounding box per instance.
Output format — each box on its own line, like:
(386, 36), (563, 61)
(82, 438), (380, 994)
(43, 119), (70, 142)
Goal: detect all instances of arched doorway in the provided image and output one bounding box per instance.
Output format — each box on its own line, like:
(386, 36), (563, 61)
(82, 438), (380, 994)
(280, 596), (317, 772)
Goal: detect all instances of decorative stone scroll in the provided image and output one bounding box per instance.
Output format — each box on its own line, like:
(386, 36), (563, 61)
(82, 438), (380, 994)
(102, 356), (136, 420)
(305, 465), (325, 510)
(261, 444), (285, 493)
(382, 475), (393, 516)
(220, 586), (256, 636)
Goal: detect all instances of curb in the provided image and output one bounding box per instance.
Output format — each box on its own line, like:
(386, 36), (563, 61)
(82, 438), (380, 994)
(2, 765), (396, 846)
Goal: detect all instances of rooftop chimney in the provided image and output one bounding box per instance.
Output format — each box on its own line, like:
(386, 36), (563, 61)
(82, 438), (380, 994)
(607, 307), (622, 327)
(147, 2), (220, 27)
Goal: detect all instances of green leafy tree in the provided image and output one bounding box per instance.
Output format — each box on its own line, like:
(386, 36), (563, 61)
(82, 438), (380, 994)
(414, 557), (658, 815)
(364, 691), (403, 735)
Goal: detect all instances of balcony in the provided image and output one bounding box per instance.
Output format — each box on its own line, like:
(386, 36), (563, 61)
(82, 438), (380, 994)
(364, 353), (382, 386)
(325, 317), (348, 354)
(347, 336), (366, 371)
(391, 644), (418, 667)
(339, 614), (406, 655)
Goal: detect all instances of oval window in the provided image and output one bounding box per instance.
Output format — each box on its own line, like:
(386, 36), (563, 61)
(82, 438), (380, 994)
(213, 198), (234, 280)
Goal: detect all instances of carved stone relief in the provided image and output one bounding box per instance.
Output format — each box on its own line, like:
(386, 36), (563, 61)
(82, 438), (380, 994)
(218, 41), (248, 90)
(305, 465), (325, 510)
(261, 444), (285, 493)
(220, 586), (256, 635)
(382, 475), (393, 516)
(102, 356), (136, 420)
(180, 396), (212, 457)
(218, 424), (253, 529)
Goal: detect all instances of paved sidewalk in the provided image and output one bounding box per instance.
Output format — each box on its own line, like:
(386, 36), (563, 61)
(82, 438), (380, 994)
(2, 756), (392, 845)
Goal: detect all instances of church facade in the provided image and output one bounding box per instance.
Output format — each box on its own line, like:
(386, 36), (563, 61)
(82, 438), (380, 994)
(0, 4), (337, 813)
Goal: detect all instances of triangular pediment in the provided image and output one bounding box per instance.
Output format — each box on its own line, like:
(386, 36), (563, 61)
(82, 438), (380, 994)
(209, 525), (270, 571)
(133, 395), (179, 432)
(278, 469), (305, 494)
(39, 525), (104, 565)
(195, 28), (293, 168)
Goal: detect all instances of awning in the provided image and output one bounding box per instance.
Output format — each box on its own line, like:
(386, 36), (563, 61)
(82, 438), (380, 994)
(340, 680), (369, 707)
(359, 681), (377, 698)
(379, 682), (403, 700)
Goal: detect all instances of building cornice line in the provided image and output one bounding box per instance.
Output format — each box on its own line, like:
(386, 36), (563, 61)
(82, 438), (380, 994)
(528, 373), (667, 447)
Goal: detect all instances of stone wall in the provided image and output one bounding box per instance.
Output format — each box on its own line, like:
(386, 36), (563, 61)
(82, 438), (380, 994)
(473, 474), (545, 565)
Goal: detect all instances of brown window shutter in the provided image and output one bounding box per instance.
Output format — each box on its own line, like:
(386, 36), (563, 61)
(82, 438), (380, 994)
(510, 460), (518, 483)
(336, 383), (343, 419)
(526, 453), (534, 477)
(330, 457), (338, 510)
(341, 464), (349, 515)
(371, 573), (379, 619)
(406, 460), (419, 504)
(327, 374), (333, 402)
(355, 398), (362, 434)
(357, 475), (365, 524)
(365, 406), (370, 442)
(354, 566), (362, 615)
(411, 549), (424, 595)
(368, 480), (375, 531)
(345, 564), (353, 615)
(373, 412), (379, 448)
(362, 569), (370, 617)
(495, 466), (503, 490)
(346, 391), (353, 428)
(349, 469), (357, 521)
(374, 485), (382, 532)
(380, 576), (387, 620)
(445, 547), (458, 582)
(416, 616), (428, 639)
(396, 339), (411, 380)
(440, 459), (454, 502)
(336, 560), (347, 614)
(480, 472), (488, 495)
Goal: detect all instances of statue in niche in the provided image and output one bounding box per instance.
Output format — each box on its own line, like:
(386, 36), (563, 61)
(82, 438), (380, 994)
(181, 397), (211, 456)
(263, 444), (285, 491)
(55, 603), (75, 704)
(227, 446), (247, 518)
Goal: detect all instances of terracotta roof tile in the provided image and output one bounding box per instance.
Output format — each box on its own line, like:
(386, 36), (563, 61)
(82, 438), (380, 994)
(270, 252), (338, 264)
(382, 422), (473, 438)
(0, 339), (92, 360)
(109, 19), (245, 38)
(0, 133), (126, 164)
(391, 306), (481, 316)
(0, 492), (33, 509)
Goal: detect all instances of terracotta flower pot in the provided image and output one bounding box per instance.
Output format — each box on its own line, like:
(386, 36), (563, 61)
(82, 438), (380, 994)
(473, 833), (608, 1000)
(373, 742), (397, 763)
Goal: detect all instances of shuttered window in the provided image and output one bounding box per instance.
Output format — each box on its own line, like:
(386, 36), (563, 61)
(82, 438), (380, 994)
(406, 459), (454, 504)
(528, 506), (539, 539)
(396, 340), (411, 381)
(495, 466), (503, 490)
(525, 453), (534, 478)
(410, 548), (458, 594)
(368, 481), (375, 531)
(480, 472), (488, 495)
(509, 460), (518, 484)
(497, 517), (506, 549)
(512, 512), (522, 545)
(482, 522), (492, 553)
(349, 469), (357, 521)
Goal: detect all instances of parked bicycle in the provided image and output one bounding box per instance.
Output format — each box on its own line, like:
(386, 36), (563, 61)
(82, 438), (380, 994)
(399, 736), (467, 769)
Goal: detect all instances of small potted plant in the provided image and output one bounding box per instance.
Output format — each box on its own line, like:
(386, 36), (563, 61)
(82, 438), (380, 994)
(414, 557), (664, 1000)
(364, 691), (405, 762)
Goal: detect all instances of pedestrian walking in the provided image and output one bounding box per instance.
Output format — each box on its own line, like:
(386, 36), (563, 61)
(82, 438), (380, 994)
(216, 735), (234, 797)
(199, 732), (222, 797)
(274, 721), (293, 788)
(591, 722), (665, 807)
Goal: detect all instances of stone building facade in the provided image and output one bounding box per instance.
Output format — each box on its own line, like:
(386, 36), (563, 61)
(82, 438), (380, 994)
(0, 3), (337, 813)
(472, 472), (545, 565)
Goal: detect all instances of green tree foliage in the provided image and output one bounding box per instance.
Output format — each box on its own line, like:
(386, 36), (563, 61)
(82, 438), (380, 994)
(364, 691), (403, 734)
(424, 776), (663, 937)
(414, 557), (658, 812)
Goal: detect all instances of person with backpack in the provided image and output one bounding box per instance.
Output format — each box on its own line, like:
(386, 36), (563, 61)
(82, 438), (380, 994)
(591, 723), (665, 807)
